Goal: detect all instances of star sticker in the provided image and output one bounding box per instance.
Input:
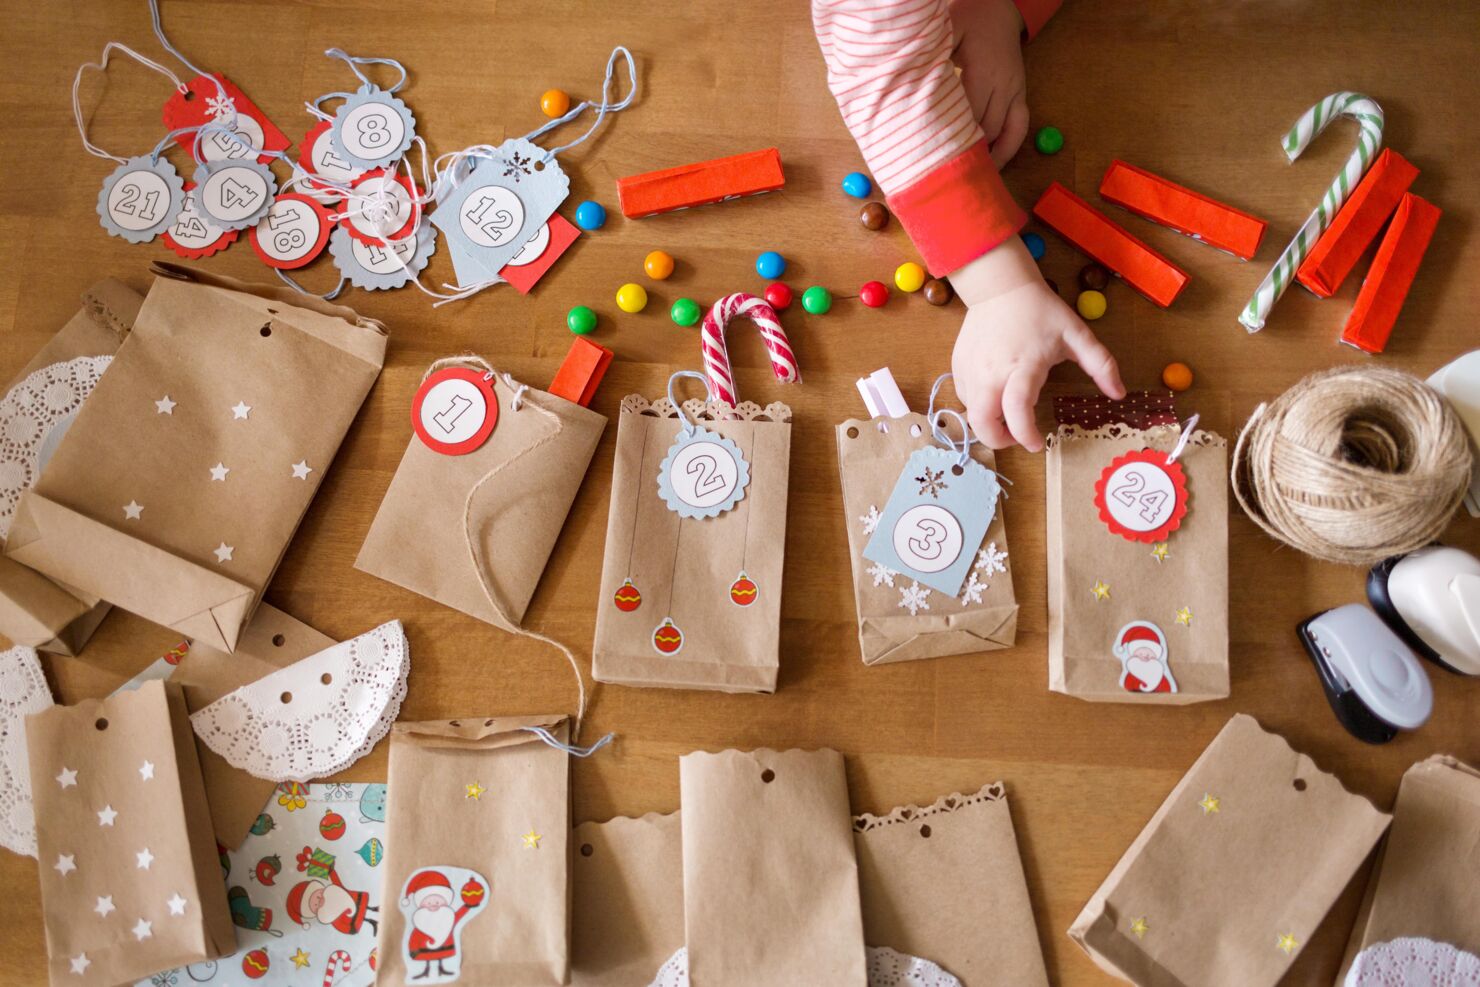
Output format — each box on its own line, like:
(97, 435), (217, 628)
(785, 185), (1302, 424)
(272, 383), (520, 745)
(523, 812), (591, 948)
(94, 895), (115, 917)
(231, 401), (252, 420)
(69, 954), (90, 976)
(136, 847), (154, 869)
(1151, 542), (1170, 563)
(213, 542), (234, 564)
(54, 854), (76, 876)
(291, 948), (311, 969)
(132, 918), (153, 941)
(465, 782), (486, 800)
(1176, 606), (1194, 627)
(1091, 580), (1111, 601)
(291, 460), (313, 480)
(209, 462), (230, 482)
(155, 395), (176, 415)
(1198, 792), (1221, 815)
(1277, 932), (1299, 955)
(139, 760), (154, 781)
(123, 500), (143, 520)
(56, 766), (77, 789)
(167, 893), (188, 916)
(1130, 916), (1149, 939)
(97, 805), (117, 827)
(521, 830), (542, 850)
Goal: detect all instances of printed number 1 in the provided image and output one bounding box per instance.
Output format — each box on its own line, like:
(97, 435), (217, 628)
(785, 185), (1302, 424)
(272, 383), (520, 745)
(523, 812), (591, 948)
(432, 394), (474, 434)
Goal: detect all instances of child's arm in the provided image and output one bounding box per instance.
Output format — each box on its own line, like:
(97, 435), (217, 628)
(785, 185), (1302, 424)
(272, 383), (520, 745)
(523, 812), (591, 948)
(813, 0), (1124, 451)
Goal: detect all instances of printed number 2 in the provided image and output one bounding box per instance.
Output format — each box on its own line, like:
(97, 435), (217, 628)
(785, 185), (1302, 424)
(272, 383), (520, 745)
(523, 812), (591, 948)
(685, 454), (725, 496)
(115, 183), (160, 221)
(906, 518), (948, 561)
(1111, 469), (1168, 522)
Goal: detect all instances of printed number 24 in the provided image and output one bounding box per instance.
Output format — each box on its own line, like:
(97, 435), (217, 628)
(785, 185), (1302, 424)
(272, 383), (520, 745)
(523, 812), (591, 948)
(1110, 469), (1167, 522)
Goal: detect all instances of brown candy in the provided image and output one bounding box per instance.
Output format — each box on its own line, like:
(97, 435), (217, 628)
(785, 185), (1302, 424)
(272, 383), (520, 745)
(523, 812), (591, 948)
(1078, 263), (1110, 292)
(923, 278), (953, 306)
(859, 201), (890, 231)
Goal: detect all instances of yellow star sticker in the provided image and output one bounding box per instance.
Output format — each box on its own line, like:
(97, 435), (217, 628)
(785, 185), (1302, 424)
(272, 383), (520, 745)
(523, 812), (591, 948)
(465, 781), (485, 800)
(521, 830), (542, 850)
(291, 948), (310, 969)
(1198, 792), (1220, 814)
(1277, 932), (1299, 955)
(1091, 580), (1111, 601)
(1175, 606), (1193, 626)
(1130, 917), (1149, 939)
(1151, 542), (1170, 563)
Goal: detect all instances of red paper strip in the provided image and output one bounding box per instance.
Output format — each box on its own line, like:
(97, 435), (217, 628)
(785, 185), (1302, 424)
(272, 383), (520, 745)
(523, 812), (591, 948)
(1340, 193), (1441, 355)
(498, 214), (581, 294)
(549, 337), (612, 408)
(162, 74), (290, 165)
(1098, 160), (1267, 260)
(617, 148), (785, 219)
(1032, 182), (1191, 307)
(1298, 149), (1419, 298)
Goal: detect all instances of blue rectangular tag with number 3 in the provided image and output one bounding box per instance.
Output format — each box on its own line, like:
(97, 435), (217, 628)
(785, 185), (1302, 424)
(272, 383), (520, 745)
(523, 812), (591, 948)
(863, 446), (1001, 596)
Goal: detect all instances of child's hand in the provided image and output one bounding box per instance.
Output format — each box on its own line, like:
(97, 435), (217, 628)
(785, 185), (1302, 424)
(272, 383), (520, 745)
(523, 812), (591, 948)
(949, 240), (1125, 452)
(949, 0), (1031, 167)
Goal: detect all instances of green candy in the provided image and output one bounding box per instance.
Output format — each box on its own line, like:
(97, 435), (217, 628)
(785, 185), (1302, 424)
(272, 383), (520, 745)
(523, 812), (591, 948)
(1035, 126), (1064, 155)
(801, 286), (832, 315)
(566, 305), (597, 335)
(670, 298), (701, 327)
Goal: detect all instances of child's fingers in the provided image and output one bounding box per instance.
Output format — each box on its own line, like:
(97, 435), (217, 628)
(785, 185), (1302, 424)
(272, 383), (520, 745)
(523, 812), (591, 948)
(990, 97), (1030, 168)
(1001, 364), (1047, 452)
(967, 386), (1013, 450)
(1064, 323), (1127, 400)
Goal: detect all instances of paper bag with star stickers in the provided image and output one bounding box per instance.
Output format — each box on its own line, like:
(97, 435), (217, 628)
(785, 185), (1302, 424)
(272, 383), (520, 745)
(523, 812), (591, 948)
(24, 679), (234, 986)
(4, 262), (386, 653)
(376, 715), (573, 986)
(1045, 393), (1229, 704)
(1069, 714), (1390, 987)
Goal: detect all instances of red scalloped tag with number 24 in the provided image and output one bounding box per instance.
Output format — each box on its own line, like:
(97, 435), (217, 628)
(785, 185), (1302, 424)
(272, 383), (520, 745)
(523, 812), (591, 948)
(1094, 448), (1189, 542)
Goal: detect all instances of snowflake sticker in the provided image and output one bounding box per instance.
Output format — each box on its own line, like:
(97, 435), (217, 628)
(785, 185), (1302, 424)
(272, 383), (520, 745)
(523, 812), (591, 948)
(959, 571), (985, 606)
(859, 505), (881, 535)
(898, 581), (932, 616)
(866, 562), (896, 588)
(205, 94), (237, 118)
(915, 467), (948, 498)
(503, 151), (533, 181)
(975, 542), (1008, 575)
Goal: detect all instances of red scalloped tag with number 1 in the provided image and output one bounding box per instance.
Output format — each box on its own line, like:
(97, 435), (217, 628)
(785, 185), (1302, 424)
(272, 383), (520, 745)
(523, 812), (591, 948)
(1094, 448), (1189, 542)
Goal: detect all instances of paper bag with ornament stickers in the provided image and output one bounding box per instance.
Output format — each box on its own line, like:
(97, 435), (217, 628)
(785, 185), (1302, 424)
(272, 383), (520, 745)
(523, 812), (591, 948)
(376, 715), (573, 986)
(25, 679), (234, 986)
(5, 262), (385, 653)
(1069, 714), (1389, 987)
(1046, 393), (1229, 703)
(593, 387), (792, 693)
(0, 279), (142, 654)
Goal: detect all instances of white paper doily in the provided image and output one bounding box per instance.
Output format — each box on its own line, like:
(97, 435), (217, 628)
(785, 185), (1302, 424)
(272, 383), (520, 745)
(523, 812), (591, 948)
(0, 645), (53, 856)
(648, 946), (961, 986)
(1346, 937), (1480, 987)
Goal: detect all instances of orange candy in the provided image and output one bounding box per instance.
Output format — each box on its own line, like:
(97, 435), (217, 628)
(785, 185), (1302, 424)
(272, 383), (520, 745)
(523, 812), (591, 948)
(1162, 362), (1193, 391)
(540, 89), (571, 118)
(644, 250), (675, 280)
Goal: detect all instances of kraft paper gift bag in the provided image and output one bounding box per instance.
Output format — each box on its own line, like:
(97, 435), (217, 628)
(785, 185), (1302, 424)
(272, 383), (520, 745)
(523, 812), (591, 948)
(25, 679), (235, 985)
(377, 715), (573, 986)
(6, 262), (386, 653)
(1338, 756), (1480, 984)
(570, 811), (684, 985)
(357, 357), (606, 634)
(1069, 714), (1390, 987)
(1046, 393), (1229, 704)
(853, 783), (1048, 986)
(837, 412), (1017, 665)
(0, 279), (142, 654)
(594, 384), (792, 693)
(679, 748), (866, 985)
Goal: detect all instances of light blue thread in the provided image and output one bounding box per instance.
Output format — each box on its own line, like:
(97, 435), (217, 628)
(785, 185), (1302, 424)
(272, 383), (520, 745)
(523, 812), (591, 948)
(666, 370), (713, 437)
(147, 0), (237, 132)
(924, 372), (1011, 494)
(519, 46), (637, 162)
(324, 48), (408, 93)
(274, 268), (346, 301)
(520, 725), (614, 758)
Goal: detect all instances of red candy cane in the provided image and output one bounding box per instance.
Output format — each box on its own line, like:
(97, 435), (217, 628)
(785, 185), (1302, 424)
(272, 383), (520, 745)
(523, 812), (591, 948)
(323, 949), (352, 987)
(700, 292), (799, 406)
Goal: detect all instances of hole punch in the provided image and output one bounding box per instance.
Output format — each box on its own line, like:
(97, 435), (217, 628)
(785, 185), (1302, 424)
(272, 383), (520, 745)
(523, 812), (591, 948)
(845, 426), (859, 439)
(909, 423), (923, 438)
(580, 843), (593, 857)
(919, 824), (931, 838)
(449, 720), (461, 727)
(1293, 778), (1307, 791)
(320, 673), (332, 685)
(760, 768), (775, 783)
(259, 324), (272, 337)
(272, 634), (286, 647)
(94, 717), (108, 731)
(280, 691), (292, 704)
(951, 464), (965, 476)
(484, 718), (495, 726)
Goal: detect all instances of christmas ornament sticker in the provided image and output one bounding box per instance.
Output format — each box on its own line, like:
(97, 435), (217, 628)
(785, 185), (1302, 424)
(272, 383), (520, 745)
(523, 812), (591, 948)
(729, 572), (758, 607)
(331, 84), (416, 172)
(399, 865), (488, 985)
(1094, 415), (1197, 543)
(97, 156), (184, 243)
(192, 158), (276, 231)
(613, 578), (642, 612)
(299, 120), (364, 202)
(1115, 621), (1178, 694)
(162, 181), (237, 258)
(329, 221), (437, 291)
(248, 193), (333, 269)
(652, 617), (684, 655)
(412, 367), (498, 456)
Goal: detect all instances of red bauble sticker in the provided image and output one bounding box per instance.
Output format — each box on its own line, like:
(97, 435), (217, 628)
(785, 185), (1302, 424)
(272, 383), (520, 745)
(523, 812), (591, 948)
(729, 572), (758, 607)
(1093, 448), (1189, 542)
(248, 193), (333, 269)
(411, 367), (498, 456)
(613, 578), (642, 612)
(163, 74), (291, 165)
(652, 618), (684, 655)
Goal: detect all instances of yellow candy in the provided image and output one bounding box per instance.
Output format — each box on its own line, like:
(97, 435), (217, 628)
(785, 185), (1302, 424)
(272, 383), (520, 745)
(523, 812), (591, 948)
(1077, 289), (1107, 321)
(616, 283), (648, 313)
(540, 89), (571, 118)
(644, 250), (675, 280)
(894, 262), (926, 293)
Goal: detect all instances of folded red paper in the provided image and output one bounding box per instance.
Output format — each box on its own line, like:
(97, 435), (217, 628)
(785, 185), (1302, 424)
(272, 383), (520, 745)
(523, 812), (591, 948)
(1032, 182), (1191, 307)
(549, 337), (612, 407)
(1098, 160), (1267, 260)
(1299, 149), (1419, 298)
(1340, 193), (1441, 354)
(617, 148), (785, 219)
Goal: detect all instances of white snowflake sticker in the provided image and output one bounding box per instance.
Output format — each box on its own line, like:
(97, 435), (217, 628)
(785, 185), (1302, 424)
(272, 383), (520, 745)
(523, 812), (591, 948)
(867, 562), (897, 588)
(898, 581), (932, 616)
(959, 571), (985, 605)
(975, 542), (1008, 575)
(859, 505), (881, 535)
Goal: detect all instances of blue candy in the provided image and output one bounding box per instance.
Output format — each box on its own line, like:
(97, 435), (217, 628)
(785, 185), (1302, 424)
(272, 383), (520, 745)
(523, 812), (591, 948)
(841, 172), (872, 198)
(1021, 231), (1046, 260)
(574, 200), (607, 231)
(755, 250), (786, 279)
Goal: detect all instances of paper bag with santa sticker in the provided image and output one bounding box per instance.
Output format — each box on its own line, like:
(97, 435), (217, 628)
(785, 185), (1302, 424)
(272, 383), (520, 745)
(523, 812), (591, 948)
(593, 371), (792, 693)
(375, 715), (574, 985)
(1045, 392), (1229, 704)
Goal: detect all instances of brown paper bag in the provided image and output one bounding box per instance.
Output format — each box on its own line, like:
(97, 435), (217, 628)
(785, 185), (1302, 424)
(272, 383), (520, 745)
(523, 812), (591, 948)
(357, 360), (605, 633)
(1069, 714), (1390, 986)
(594, 394), (792, 692)
(680, 748), (866, 984)
(0, 279), (141, 653)
(6, 263), (386, 652)
(1338, 755), (1480, 981)
(853, 783), (1048, 986)
(25, 679), (234, 985)
(377, 715), (572, 985)
(837, 414), (1018, 664)
(571, 811), (684, 985)
(170, 603), (337, 848)
(1046, 395), (1229, 703)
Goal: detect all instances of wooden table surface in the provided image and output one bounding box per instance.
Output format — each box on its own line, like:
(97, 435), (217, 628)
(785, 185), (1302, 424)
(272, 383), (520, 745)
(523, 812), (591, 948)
(4, 1), (1479, 982)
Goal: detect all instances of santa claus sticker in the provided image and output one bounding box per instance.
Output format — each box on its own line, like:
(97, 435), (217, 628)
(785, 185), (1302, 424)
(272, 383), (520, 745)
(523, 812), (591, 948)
(287, 844), (381, 936)
(1114, 621), (1178, 694)
(399, 866), (488, 983)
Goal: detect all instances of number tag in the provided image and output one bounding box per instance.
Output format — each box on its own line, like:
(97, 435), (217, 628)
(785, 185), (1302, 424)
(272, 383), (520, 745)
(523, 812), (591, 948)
(1094, 448), (1190, 542)
(430, 139), (571, 283)
(162, 74), (290, 165)
(298, 120), (365, 202)
(657, 426), (750, 519)
(96, 156), (184, 244)
(863, 446), (1001, 595)
(411, 367), (498, 455)
(330, 84), (416, 172)
(329, 222), (437, 291)
(191, 159), (276, 231)
(343, 169), (420, 245)
(248, 193), (333, 269)
(162, 181), (238, 258)
(499, 215), (581, 294)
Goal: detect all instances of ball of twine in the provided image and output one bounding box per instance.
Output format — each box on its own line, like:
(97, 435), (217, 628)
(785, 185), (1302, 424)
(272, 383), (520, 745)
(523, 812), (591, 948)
(1232, 366), (1472, 565)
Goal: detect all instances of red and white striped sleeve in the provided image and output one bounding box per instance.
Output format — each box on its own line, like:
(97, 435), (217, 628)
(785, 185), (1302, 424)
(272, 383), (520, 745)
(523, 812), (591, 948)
(812, 0), (1060, 277)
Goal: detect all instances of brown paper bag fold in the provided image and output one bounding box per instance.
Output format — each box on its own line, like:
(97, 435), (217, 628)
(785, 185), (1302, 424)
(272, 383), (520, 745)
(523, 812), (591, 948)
(571, 811), (684, 985)
(25, 679), (234, 985)
(1069, 714), (1390, 986)
(6, 264), (385, 653)
(680, 748), (866, 985)
(377, 715), (572, 985)
(837, 414), (1018, 664)
(854, 783), (1048, 986)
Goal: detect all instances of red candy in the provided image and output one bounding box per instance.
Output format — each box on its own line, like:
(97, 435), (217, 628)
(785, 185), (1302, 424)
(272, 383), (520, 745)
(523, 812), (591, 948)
(764, 282), (792, 310)
(859, 280), (889, 308)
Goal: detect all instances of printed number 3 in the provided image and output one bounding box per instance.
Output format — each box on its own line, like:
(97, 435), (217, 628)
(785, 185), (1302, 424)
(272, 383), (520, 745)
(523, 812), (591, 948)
(906, 518), (947, 560)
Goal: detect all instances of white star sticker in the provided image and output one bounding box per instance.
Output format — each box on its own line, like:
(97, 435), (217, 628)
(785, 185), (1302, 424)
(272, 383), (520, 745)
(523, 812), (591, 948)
(155, 396), (176, 415)
(56, 767), (77, 789)
(231, 401), (251, 420)
(291, 460), (313, 480)
(54, 853), (75, 876)
(69, 954), (89, 976)
(213, 542), (234, 564)
(122, 500), (143, 520)
(136, 847), (154, 869)
(93, 895), (114, 917)
(139, 760), (154, 781)
(97, 805), (117, 827)
(209, 463), (230, 482)
(131, 918), (152, 941)
(166, 893), (188, 916)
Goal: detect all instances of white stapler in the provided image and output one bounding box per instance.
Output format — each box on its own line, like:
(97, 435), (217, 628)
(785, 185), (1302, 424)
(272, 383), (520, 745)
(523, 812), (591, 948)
(1298, 603), (1433, 744)
(1426, 350), (1480, 517)
(1369, 545), (1480, 676)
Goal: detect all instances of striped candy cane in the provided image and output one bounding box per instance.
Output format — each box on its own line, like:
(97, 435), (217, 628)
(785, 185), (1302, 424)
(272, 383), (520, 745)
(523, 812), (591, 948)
(699, 292), (799, 406)
(1239, 92), (1383, 332)
(322, 949), (352, 987)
